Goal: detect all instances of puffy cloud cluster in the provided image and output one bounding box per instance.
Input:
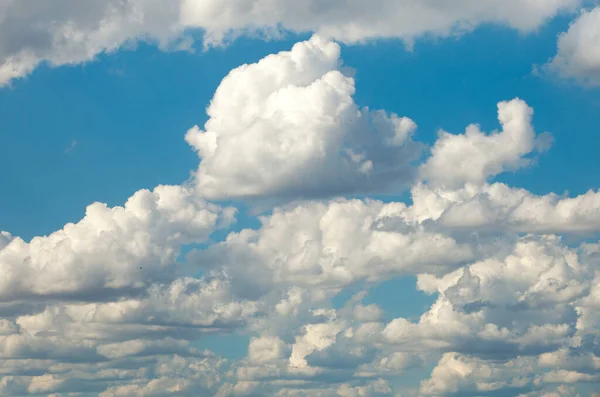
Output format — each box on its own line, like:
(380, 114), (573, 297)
(547, 7), (600, 86)
(2, 35), (600, 396)
(0, 184), (248, 395)
(214, 233), (593, 395)
(0, 184), (235, 303)
(186, 35), (421, 200)
(196, 198), (473, 298)
(0, 0), (583, 86)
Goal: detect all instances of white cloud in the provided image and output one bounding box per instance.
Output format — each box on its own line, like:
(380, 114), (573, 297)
(186, 35), (422, 200)
(519, 385), (582, 397)
(547, 7), (600, 86)
(420, 353), (537, 396)
(399, 236), (589, 355)
(180, 0), (581, 45)
(419, 98), (551, 189)
(0, 185), (235, 302)
(336, 379), (392, 397)
(0, 279), (244, 394)
(195, 198), (473, 298)
(405, 182), (600, 234)
(9, 276), (257, 347)
(3, 31), (600, 397)
(0, 0), (185, 86)
(0, 0), (582, 85)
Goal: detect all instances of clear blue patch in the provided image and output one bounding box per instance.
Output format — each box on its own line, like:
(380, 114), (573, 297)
(332, 276), (436, 322)
(363, 276), (436, 322)
(193, 332), (251, 361)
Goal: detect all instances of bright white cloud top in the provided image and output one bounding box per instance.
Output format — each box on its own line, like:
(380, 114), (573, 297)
(186, 36), (421, 200)
(547, 6), (600, 86)
(0, 0), (584, 86)
(2, 32), (600, 397)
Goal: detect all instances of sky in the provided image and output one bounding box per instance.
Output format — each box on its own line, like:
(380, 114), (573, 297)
(1, 1), (600, 396)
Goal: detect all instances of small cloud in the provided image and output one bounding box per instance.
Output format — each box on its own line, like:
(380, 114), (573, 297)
(64, 139), (78, 153)
(108, 67), (126, 77)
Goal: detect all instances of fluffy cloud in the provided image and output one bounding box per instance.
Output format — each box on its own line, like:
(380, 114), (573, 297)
(195, 198), (473, 299)
(0, 184), (234, 303)
(0, 0), (581, 86)
(419, 98), (551, 188)
(0, 354), (229, 396)
(547, 7), (600, 86)
(419, 353), (537, 396)
(0, 181), (250, 394)
(390, 236), (590, 358)
(0, 275), (254, 395)
(180, 0), (580, 45)
(3, 32), (600, 396)
(202, 203), (599, 395)
(0, 0), (186, 86)
(186, 35), (422, 200)
(400, 182), (600, 234)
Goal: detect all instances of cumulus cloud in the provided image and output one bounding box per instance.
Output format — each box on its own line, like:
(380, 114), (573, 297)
(420, 98), (551, 189)
(392, 236), (590, 358)
(0, 0), (186, 87)
(547, 7), (600, 86)
(0, 184), (235, 302)
(420, 353), (537, 396)
(194, 198), (473, 299)
(196, 193), (600, 395)
(3, 32), (600, 396)
(0, 0), (582, 86)
(400, 182), (600, 234)
(186, 35), (422, 200)
(0, 275), (255, 395)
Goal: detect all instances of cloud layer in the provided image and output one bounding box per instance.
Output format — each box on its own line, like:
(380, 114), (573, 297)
(0, 0), (583, 86)
(2, 35), (600, 396)
(186, 35), (421, 200)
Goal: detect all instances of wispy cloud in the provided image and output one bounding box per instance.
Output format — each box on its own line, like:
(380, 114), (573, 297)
(64, 139), (78, 154)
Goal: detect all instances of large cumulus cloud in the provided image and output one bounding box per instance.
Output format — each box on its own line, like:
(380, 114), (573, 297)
(186, 35), (422, 200)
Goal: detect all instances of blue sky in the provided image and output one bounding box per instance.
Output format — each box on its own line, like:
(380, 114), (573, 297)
(2, 2), (600, 396)
(4, 17), (600, 240)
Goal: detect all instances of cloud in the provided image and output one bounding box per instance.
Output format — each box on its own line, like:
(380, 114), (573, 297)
(419, 98), (551, 189)
(186, 35), (422, 200)
(0, 0), (582, 86)
(385, 236), (590, 359)
(64, 139), (78, 153)
(3, 34), (600, 397)
(419, 353), (537, 396)
(0, 274), (255, 395)
(519, 385), (582, 397)
(180, 0), (581, 45)
(194, 198), (473, 300)
(399, 182), (600, 234)
(195, 194), (598, 395)
(0, 184), (235, 303)
(547, 7), (600, 86)
(0, 0), (186, 87)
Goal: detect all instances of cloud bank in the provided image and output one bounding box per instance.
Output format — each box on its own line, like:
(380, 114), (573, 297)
(0, 0), (583, 86)
(2, 35), (600, 396)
